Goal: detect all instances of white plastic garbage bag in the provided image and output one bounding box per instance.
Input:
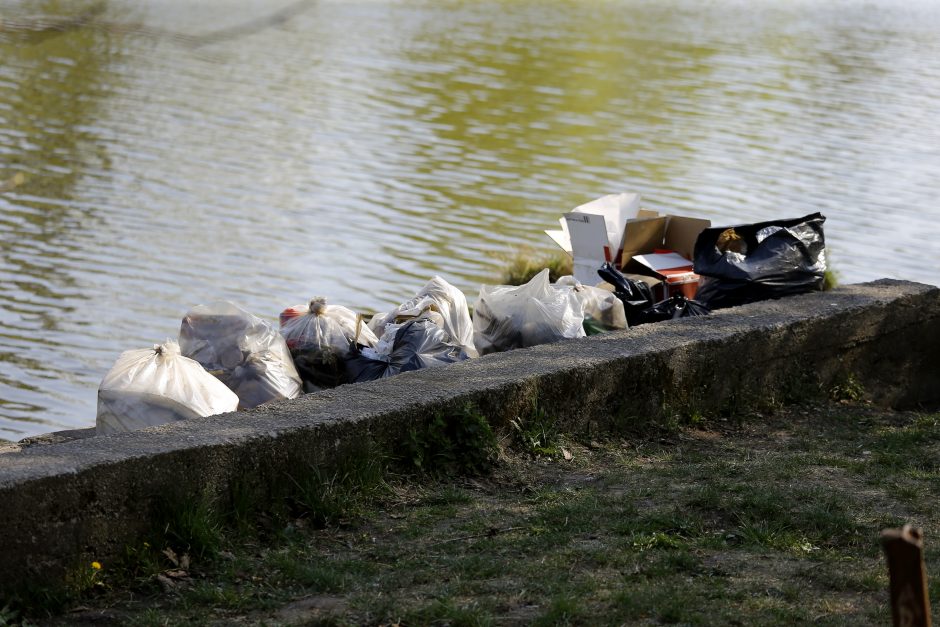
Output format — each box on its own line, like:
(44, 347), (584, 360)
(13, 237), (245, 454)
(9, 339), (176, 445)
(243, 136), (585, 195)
(279, 297), (378, 391)
(472, 269), (585, 355)
(96, 341), (239, 435)
(369, 276), (477, 357)
(179, 301), (303, 409)
(555, 275), (627, 330)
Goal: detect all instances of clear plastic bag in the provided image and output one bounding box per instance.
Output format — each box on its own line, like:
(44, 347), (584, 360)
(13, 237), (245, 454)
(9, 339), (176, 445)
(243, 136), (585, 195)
(368, 276), (477, 357)
(472, 268), (585, 355)
(179, 301), (303, 409)
(96, 340), (239, 435)
(346, 319), (469, 383)
(280, 297), (378, 392)
(555, 276), (627, 331)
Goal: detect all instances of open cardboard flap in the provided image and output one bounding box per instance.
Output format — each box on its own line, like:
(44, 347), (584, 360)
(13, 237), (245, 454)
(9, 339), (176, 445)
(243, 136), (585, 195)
(563, 212), (612, 285)
(664, 215), (711, 260)
(620, 214), (710, 268)
(544, 193), (642, 285)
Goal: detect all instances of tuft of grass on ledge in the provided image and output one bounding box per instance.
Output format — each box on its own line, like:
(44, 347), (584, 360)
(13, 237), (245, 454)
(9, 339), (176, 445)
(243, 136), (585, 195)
(498, 247), (573, 286)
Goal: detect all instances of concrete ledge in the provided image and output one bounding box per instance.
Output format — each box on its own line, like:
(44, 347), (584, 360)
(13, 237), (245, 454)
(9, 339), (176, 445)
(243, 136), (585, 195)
(1, 279), (938, 592)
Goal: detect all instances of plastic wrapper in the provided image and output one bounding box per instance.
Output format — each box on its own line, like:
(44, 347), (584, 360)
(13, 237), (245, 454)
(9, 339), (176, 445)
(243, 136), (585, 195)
(345, 319), (469, 383)
(369, 276), (477, 357)
(280, 297), (378, 392)
(179, 301), (302, 409)
(555, 275), (627, 331)
(472, 269), (585, 355)
(596, 262), (654, 326)
(96, 341), (239, 435)
(693, 213), (827, 309)
(633, 295), (711, 326)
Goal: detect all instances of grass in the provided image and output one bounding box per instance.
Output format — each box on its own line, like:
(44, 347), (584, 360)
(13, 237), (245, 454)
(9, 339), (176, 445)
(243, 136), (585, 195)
(499, 247), (573, 285)
(510, 405), (563, 458)
(25, 401), (940, 625)
(400, 404), (499, 477)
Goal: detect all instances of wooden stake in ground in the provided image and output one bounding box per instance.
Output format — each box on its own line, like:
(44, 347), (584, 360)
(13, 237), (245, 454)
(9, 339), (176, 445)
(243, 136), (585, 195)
(881, 525), (932, 627)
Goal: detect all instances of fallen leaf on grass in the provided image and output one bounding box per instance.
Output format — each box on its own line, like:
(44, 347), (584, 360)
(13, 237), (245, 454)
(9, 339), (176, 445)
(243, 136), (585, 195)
(162, 547), (179, 567)
(156, 568), (191, 592)
(156, 574), (177, 592)
(164, 569), (189, 579)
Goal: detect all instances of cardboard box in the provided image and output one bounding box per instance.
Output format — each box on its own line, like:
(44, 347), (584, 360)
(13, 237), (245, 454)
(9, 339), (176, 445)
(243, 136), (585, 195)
(545, 193), (710, 298)
(619, 213), (711, 300)
(545, 193), (641, 285)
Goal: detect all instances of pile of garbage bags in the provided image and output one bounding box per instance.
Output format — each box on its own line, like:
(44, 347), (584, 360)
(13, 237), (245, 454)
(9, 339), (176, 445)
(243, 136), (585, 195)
(96, 212), (827, 435)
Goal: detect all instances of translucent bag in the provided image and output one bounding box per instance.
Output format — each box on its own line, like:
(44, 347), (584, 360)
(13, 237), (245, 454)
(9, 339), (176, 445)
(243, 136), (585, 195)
(96, 340), (239, 435)
(555, 276), (627, 331)
(472, 269), (585, 355)
(346, 319), (469, 383)
(280, 297), (378, 392)
(368, 276), (477, 357)
(179, 301), (303, 409)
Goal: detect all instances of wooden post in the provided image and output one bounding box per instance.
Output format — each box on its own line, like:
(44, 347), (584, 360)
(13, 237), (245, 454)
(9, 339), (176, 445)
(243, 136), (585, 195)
(881, 525), (932, 627)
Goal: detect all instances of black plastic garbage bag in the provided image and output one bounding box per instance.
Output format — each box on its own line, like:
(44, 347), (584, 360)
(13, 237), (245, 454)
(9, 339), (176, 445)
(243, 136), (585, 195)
(597, 262), (654, 326)
(693, 213), (827, 309)
(633, 295), (711, 326)
(345, 319), (469, 383)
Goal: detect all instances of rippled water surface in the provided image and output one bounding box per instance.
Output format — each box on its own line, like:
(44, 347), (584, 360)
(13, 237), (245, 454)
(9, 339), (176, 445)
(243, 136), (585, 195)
(2, 0), (939, 440)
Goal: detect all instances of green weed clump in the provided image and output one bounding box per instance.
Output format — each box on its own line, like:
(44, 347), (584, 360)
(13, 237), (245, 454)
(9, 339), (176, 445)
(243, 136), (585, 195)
(156, 492), (225, 559)
(401, 404), (498, 477)
(829, 372), (865, 403)
(0, 604), (19, 627)
(499, 248), (572, 285)
(510, 406), (562, 457)
(287, 448), (387, 528)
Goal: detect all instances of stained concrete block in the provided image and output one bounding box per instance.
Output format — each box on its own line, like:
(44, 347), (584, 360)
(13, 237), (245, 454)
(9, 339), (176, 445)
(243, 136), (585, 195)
(0, 279), (938, 593)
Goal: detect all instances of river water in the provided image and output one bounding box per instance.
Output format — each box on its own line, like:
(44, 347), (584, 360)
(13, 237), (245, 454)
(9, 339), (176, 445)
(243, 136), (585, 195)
(1, 0), (939, 441)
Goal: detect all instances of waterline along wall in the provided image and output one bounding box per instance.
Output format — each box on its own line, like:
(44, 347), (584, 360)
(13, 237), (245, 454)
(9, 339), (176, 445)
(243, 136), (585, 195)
(0, 279), (938, 594)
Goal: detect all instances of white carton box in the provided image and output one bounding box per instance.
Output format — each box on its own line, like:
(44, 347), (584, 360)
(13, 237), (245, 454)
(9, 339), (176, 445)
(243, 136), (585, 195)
(545, 193), (642, 285)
